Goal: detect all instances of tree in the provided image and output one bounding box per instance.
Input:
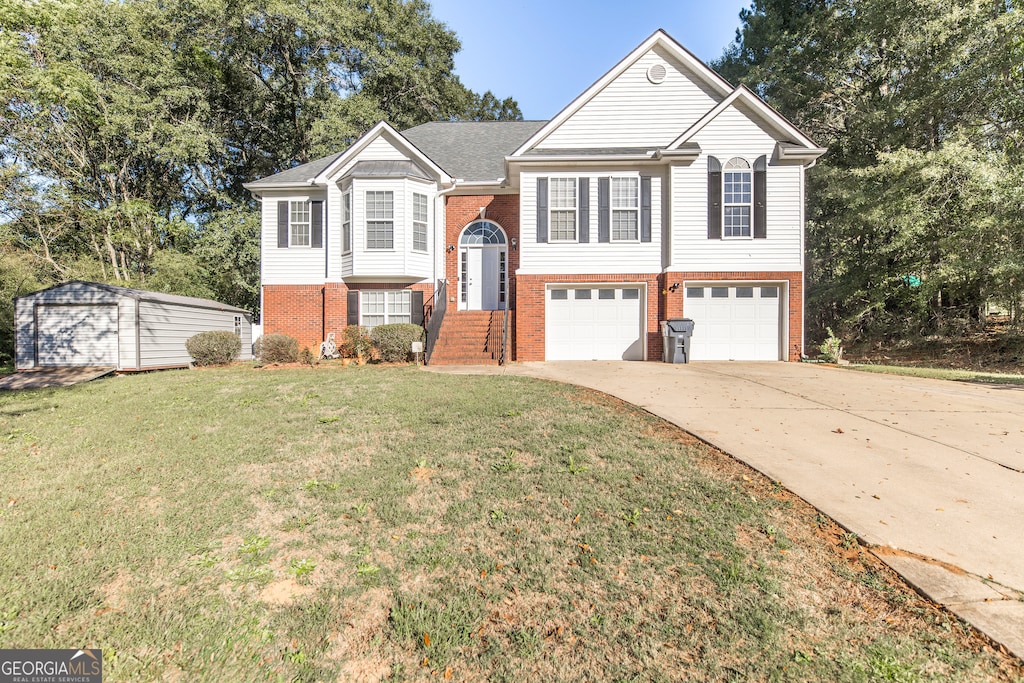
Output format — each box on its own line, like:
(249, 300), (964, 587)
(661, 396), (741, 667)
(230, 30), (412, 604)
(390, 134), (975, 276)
(716, 0), (1024, 339)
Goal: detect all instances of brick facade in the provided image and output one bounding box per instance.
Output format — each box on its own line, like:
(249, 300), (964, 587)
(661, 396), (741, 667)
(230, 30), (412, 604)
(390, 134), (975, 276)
(262, 281), (434, 353)
(444, 194), (521, 310)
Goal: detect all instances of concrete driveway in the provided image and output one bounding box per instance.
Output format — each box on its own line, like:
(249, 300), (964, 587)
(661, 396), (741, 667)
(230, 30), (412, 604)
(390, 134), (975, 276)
(493, 361), (1024, 657)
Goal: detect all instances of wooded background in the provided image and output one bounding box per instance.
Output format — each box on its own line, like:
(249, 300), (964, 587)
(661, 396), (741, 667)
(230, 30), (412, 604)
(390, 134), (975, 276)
(2, 0), (1021, 364)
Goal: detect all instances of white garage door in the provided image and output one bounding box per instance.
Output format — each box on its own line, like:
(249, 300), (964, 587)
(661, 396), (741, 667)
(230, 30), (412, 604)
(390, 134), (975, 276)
(684, 284), (782, 361)
(36, 304), (118, 366)
(546, 286), (645, 361)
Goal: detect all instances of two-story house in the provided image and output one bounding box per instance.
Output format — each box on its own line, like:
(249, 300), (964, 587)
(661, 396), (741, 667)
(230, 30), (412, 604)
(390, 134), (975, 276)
(244, 30), (825, 364)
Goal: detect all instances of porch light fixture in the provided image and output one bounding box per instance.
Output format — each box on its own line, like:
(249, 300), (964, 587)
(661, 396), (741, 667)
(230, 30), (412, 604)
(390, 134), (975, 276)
(668, 282), (680, 292)
(511, 237), (518, 250)
(447, 244), (455, 253)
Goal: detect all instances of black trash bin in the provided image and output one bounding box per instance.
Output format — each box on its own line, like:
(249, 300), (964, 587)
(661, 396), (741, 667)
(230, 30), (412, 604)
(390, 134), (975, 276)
(661, 318), (695, 363)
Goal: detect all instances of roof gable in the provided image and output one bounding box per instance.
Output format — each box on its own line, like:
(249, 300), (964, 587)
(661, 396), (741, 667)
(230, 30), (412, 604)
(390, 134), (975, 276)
(315, 121), (450, 184)
(668, 85), (822, 151)
(512, 30), (733, 155)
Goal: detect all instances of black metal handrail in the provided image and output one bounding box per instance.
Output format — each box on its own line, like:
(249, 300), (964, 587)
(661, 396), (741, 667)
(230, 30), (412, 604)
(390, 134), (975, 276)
(500, 307), (509, 365)
(423, 279), (447, 365)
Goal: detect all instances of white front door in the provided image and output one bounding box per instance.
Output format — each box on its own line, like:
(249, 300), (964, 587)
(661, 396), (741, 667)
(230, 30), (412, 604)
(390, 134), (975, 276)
(463, 247), (504, 310)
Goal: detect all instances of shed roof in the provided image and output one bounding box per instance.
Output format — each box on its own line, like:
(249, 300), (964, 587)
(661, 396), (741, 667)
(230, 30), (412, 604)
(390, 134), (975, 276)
(17, 281), (251, 315)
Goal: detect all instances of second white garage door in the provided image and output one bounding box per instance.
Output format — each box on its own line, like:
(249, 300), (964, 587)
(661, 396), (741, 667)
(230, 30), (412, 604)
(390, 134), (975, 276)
(684, 284), (782, 361)
(546, 286), (645, 361)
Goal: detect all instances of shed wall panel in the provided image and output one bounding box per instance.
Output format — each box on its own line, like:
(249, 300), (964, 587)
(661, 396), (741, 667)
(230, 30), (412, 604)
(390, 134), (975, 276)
(139, 302), (252, 368)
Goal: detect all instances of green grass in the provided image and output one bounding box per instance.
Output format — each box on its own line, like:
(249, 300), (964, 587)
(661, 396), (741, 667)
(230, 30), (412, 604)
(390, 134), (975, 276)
(845, 363), (1024, 385)
(0, 366), (1018, 681)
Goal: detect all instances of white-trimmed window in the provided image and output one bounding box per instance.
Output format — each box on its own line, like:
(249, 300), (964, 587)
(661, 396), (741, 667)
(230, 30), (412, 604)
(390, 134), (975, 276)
(366, 191), (394, 249)
(611, 177), (639, 241)
(361, 290), (411, 329)
(549, 177), (577, 241)
(289, 201), (310, 247)
(723, 158), (752, 238)
(342, 192), (352, 254)
(412, 193), (428, 252)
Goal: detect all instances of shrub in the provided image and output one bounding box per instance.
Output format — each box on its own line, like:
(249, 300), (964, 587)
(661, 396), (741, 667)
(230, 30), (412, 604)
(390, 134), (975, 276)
(186, 330), (241, 366)
(341, 325), (374, 359)
(371, 323), (425, 363)
(299, 346), (315, 366)
(818, 327), (844, 363)
(254, 333), (299, 363)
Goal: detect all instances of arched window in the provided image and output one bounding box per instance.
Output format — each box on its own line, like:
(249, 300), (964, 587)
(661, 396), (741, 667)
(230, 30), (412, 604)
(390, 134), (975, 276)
(723, 158), (752, 238)
(460, 220), (506, 245)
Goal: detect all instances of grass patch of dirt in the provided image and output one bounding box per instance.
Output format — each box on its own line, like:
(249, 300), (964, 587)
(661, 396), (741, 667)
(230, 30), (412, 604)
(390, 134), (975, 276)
(0, 365), (1021, 681)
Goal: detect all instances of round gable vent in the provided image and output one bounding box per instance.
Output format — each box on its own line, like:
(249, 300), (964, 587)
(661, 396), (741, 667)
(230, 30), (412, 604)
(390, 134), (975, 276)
(646, 63), (667, 84)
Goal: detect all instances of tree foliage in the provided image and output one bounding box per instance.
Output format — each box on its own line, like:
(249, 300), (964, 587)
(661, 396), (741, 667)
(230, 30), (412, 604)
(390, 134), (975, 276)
(0, 0), (520, 361)
(716, 0), (1024, 341)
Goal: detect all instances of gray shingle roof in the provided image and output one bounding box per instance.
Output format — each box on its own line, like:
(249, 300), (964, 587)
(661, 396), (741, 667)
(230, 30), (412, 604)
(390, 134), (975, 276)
(402, 121), (547, 182)
(17, 280), (251, 314)
(342, 160), (432, 181)
(244, 151), (344, 189)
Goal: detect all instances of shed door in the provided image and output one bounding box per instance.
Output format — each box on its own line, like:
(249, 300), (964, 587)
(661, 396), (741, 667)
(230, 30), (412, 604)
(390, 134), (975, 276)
(684, 285), (782, 361)
(546, 286), (645, 361)
(36, 304), (118, 366)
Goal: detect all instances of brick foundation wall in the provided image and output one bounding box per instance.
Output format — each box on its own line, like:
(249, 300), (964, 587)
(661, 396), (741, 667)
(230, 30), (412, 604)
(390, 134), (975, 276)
(262, 281), (435, 352)
(662, 271), (804, 361)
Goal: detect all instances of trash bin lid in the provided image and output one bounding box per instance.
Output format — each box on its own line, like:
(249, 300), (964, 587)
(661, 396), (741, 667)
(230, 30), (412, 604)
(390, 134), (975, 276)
(665, 318), (695, 334)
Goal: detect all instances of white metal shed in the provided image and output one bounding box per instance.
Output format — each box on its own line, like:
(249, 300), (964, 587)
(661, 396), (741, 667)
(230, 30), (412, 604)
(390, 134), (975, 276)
(14, 281), (253, 371)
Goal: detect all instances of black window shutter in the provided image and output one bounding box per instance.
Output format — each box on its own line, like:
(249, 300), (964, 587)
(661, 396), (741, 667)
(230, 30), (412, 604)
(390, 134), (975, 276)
(311, 201), (323, 248)
(411, 290), (424, 325)
(347, 291), (359, 326)
(640, 176), (652, 243)
(753, 155), (767, 239)
(707, 156), (722, 240)
(598, 177), (610, 243)
(536, 178), (548, 243)
(277, 201), (289, 248)
(578, 178), (590, 243)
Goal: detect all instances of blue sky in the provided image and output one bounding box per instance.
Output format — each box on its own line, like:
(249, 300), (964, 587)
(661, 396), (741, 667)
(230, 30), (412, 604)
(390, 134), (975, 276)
(427, 0), (751, 120)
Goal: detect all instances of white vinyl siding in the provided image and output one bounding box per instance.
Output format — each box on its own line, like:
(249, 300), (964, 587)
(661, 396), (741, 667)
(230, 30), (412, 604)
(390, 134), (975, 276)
(671, 104), (803, 272)
(334, 134), (411, 177)
(365, 191), (394, 249)
(535, 46), (722, 150)
(360, 290), (411, 329)
(611, 177), (639, 241)
(412, 193), (428, 252)
(519, 170), (663, 275)
(260, 190), (327, 286)
(549, 178), (577, 241)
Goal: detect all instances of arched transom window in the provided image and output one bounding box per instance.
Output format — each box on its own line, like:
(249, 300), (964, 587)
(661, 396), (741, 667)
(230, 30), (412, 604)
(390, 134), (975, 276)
(723, 158), (752, 238)
(460, 220), (506, 246)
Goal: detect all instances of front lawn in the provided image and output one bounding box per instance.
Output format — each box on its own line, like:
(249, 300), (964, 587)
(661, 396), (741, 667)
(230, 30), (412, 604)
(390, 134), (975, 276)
(0, 366), (1018, 681)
